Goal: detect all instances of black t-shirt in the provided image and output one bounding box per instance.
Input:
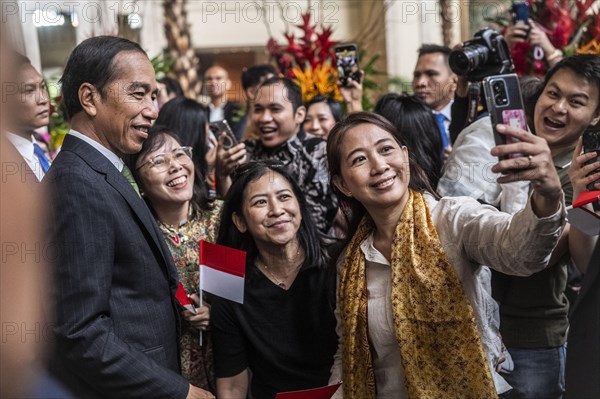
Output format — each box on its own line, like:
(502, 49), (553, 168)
(211, 263), (338, 399)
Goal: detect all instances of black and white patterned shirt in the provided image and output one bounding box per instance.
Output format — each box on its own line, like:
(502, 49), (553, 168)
(244, 130), (337, 234)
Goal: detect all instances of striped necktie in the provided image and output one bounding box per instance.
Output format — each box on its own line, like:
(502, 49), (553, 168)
(33, 142), (51, 173)
(121, 164), (141, 197)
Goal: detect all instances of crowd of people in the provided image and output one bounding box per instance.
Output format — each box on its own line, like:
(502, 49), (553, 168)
(1, 16), (600, 399)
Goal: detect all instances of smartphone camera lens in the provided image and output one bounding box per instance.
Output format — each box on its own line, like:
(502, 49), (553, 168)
(493, 81), (508, 106)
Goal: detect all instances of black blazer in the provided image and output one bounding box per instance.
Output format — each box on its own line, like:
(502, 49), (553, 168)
(45, 134), (189, 398)
(565, 240), (600, 399)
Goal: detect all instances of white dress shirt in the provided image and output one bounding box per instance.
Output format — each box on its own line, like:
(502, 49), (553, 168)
(68, 130), (124, 172)
(208, 102), (225, 122)
(6, 132), (46, 181)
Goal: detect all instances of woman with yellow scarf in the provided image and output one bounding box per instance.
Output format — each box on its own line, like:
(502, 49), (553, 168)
(326, 112), (565, 398)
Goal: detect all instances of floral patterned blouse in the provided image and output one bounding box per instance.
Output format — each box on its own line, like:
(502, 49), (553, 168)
(158, 200), (223, 392)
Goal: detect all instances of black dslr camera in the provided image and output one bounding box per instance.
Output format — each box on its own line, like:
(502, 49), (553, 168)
(449, 28), (513, 81)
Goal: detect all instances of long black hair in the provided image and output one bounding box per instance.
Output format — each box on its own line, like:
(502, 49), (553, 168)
(216, 161), (327, 275)
(375, 93), (443, 188)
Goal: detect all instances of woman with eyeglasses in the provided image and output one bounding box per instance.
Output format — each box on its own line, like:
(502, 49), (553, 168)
(132, 125), (222, 394)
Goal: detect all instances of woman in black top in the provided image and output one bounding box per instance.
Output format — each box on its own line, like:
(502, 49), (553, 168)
(211, 161), (338, 399)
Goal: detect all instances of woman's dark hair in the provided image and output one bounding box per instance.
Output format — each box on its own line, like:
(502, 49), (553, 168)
(216, 161), (326, 275)
(59, 36), (146, 120)
(519, 76), (543, 134)
(305, 95), (343, 123)
(158, 76), (184, 98)
(375, 93), (443, 188)
(327, 112), (438, 235)
(156, 97), (210, 182)
(131, 125), (212, 212)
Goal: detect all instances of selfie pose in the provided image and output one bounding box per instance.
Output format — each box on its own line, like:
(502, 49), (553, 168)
(327, 112), (565, 398)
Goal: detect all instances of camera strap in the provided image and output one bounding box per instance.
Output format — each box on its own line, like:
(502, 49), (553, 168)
(466, 82), (481, 125)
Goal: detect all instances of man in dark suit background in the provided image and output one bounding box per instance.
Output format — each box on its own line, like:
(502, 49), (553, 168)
(204, 65), (244, 140)
(46, 36), (213, 399)
(566, 239), (600, 399)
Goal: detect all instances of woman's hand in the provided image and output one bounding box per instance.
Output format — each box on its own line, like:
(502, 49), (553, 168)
(491, 123), (563, 216)
(568, 136), (600, 198)
(181, 294), (210, 331)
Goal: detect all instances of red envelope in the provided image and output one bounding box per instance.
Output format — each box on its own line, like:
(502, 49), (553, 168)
(275, 382), (342, 399)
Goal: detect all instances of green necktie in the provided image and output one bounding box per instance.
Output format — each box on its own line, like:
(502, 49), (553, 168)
(121, 164), (141, 197)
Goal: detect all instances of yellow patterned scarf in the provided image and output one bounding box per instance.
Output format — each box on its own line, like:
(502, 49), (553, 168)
(339, 190), (497, 398)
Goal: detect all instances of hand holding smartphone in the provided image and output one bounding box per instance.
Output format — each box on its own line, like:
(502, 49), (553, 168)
(209, 120), (238, 150)
(483, 73), (528, 163)
(335, 43), (361, 87)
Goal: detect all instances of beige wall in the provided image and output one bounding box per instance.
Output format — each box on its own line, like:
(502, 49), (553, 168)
(141, 0), (362, 58)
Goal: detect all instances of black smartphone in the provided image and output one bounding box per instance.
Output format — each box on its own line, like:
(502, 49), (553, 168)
(482, 73), (528, 162)
(512, 2), (529, 25)
(335, 43), (361, 87)
(512, 2), (530, 40)
(209, 120), (238, 150)
(583, 129), (600, 190)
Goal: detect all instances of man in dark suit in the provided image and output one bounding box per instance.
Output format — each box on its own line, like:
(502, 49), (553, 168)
(566, 239), (600, 399)
(5, 53), (51, 182)
(204, 65), (244, 140)
(45, 36), (213, 399)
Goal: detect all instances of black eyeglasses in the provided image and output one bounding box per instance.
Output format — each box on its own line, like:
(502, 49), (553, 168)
(136, 146), (193, 173)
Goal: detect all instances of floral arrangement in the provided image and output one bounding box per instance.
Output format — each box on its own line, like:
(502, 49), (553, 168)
(49, 95), (69, 154)
(266, 11), (343, 103)
(493, 0), (600, 76)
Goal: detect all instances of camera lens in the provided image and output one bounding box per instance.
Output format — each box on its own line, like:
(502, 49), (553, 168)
(449, 44), (489, 76)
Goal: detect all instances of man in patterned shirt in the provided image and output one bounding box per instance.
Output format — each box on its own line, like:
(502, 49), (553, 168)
(215, 77), (336, 234)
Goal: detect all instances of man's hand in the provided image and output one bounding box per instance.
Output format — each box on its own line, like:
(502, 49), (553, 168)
(215, 140), (247, 197)
(216, 140), (246, 178)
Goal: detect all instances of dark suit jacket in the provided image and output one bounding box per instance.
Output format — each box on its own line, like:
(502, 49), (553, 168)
(45, 135), (189, 398)
(566, 240), (600, 399)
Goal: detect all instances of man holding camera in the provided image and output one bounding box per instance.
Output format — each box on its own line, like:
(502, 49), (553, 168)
(439, 53), (600, 399)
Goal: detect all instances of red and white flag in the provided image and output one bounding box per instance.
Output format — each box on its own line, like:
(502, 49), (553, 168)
(175, 282), (197, 314)
(199, 240), (246, 304)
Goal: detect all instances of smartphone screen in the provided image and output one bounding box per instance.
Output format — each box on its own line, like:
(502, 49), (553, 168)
(482, 74), (527, 161)
(335, 44), (360, 86)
